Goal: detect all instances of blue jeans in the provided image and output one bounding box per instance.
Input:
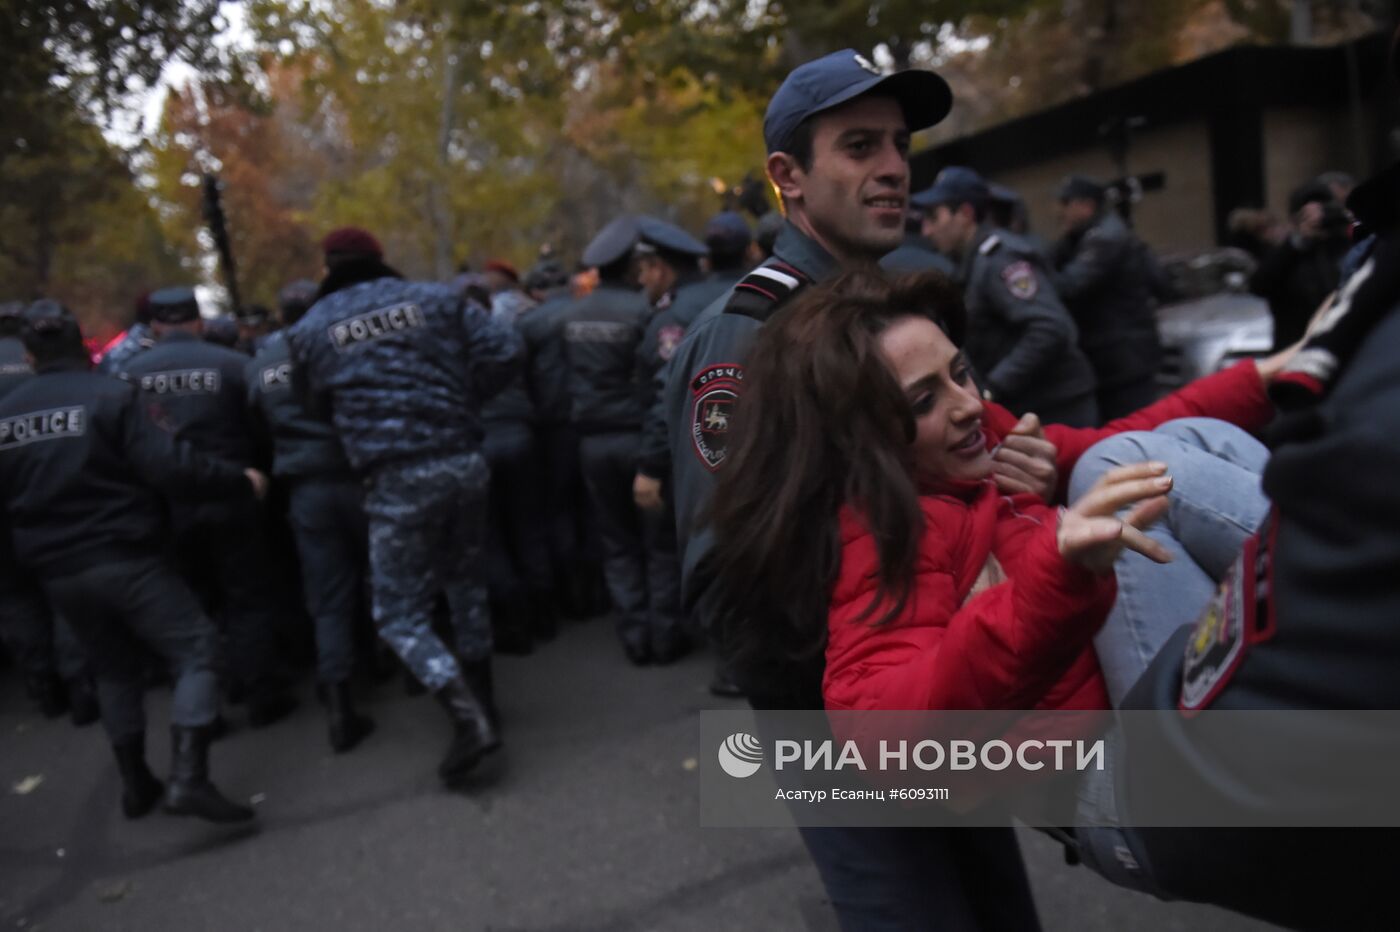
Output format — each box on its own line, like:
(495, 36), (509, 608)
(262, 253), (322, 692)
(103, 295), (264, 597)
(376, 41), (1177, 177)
(1067, 418), (1269, 894)
(1067, 418), (1270, 707)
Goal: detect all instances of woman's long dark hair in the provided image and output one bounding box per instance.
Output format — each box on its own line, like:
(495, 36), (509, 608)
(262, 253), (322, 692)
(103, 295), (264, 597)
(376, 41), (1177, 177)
(700, 268), (966, 686)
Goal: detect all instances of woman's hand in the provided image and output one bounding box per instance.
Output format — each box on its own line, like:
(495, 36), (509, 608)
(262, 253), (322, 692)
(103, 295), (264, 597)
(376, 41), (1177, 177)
(1058, 462), (1173, 575)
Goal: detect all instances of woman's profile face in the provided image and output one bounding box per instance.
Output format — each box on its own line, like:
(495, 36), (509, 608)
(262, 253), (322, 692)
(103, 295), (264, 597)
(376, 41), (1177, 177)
(876, 315), (992, 491)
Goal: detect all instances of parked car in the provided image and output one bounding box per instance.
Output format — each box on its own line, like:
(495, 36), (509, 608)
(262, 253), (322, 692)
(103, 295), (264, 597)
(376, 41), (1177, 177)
(1154, 248), (1274, 390)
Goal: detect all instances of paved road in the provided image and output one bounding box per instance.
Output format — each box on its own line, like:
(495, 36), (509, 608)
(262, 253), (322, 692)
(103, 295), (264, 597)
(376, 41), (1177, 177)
(0, 618), (1276, 931)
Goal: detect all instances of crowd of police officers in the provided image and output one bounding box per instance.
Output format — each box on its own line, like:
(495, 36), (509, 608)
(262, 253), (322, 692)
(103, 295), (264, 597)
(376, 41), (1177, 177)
(4, 36), (1399, 930)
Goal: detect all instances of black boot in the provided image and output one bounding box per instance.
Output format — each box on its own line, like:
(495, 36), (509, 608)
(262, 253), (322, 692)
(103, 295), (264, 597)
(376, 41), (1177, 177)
(325, 681), (374, 753)
(163, 725), (255, 823)
(67, 676), (99, 727)
(113, 734), (164, 819)
(433, 675), (500, 786)
(26, 672), (67, 718)
(462, 660), (499, 728)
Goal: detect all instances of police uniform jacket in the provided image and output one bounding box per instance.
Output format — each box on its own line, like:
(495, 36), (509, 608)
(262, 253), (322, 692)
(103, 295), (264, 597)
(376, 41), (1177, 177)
(287, 277), (522, 474)
(958, 225), (1098, 416)
(1118, 298), (1400, 928)
(119, 331), (257, 467)
(518, 288), (575, 427)
(95, 321), (155, 375)
(559, 282), (652, 435)
(0, 337), (33, 399)
(0, 359), (249, 578)
(482, 289), (538, 425)
(245, 330), (351, 480)
(1051, 210), (1164, 389)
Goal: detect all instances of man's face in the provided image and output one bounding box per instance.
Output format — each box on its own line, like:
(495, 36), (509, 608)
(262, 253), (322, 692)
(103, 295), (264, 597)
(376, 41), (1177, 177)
(783, 96), (911, 261)
(1057, 197), (1097, 234)
(923, 204), (973, 256)
(636, 255), (675, 304)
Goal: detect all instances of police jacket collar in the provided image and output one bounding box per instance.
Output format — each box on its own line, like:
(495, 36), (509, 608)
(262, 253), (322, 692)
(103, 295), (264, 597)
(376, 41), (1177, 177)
(957, 224), (999, 282)
(772, 221), (840, 283)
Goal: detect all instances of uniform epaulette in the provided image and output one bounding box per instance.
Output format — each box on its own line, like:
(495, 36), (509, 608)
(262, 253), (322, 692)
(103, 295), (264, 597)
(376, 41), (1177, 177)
(978, 235), (1001, 256)
(723, 261), (810, 322)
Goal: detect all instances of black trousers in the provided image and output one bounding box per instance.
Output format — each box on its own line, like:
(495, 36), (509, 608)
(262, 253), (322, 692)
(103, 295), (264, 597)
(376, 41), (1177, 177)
(577, 430), (682, 650)
(484, 420), (555, 599)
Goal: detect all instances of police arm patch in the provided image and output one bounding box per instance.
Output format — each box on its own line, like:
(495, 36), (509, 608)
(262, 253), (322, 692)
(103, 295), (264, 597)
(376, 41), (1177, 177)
(1001, 260), (1039, 300)
(690, 363), (744, 471)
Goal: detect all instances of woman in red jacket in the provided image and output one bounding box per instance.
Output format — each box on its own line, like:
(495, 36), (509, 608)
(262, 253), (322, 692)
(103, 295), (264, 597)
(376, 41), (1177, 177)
(707, 269), (1291, 722)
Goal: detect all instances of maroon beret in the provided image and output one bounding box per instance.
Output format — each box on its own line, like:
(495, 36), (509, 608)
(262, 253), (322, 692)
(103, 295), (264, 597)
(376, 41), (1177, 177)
(484, 259), (519, 282)
(321, 226), (383, 258)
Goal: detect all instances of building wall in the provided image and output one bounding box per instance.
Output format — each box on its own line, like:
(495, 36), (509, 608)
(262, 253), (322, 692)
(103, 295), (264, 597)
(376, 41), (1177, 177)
(1262, 106), (1372, 217)
(981, 120), (1217, 258)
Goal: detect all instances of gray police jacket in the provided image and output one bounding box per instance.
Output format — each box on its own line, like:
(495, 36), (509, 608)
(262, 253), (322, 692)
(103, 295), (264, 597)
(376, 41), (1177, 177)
(660, 224), (838, 649)
(287, 277), (522, 473)
(245, 330), (351, 480)
(1051, 210), (1164, 389)
(959, 225), (1097, 415)
(559, 282), (652, 435)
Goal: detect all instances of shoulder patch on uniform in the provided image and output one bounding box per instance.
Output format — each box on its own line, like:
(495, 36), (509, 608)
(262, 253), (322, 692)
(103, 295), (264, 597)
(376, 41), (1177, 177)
(1001, 260), (1038, 300)
(1179, 512), (1277, 714)
(725, 261), (809, 323)
(978, 235), (1001, 256)
(656, 325), (685, 363)
(690, 363), (744, 471)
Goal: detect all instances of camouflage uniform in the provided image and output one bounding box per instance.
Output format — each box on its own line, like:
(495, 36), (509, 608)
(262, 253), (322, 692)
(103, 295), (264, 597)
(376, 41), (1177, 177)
(287, 276), (521, 690)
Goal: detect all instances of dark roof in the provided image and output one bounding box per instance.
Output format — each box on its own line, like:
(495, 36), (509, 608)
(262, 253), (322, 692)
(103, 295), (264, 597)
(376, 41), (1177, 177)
(913, 31), (1392, 188)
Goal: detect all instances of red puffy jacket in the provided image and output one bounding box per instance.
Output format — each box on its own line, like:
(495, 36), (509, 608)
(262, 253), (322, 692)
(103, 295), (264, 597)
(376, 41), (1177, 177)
(824, 361), (1274, 714)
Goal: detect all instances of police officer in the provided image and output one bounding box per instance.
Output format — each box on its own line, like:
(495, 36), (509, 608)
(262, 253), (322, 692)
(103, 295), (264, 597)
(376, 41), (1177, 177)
(0, 301), (95, 723)
(1052, 174), (1166, 420)
(476, 262), (558, 651)
(246, 279), (374, 753)
(879, 207), (957, 275)
(519, 260), (607, 620)
(96, 292), (156, 375)
(0, 300), (263, 822)
(563, 217), (687, 665)
(287, 227), (520, 787)
(659, 50), (1047, 928)
(118, 286), (298, 727)
(917, 166), (1099, 426)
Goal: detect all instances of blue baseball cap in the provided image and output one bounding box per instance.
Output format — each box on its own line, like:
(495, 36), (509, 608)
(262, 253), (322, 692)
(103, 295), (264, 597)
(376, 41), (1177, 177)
(764, 49), (952, 155)
(911, 166), (990, 210)
(635, 216), (708, 258)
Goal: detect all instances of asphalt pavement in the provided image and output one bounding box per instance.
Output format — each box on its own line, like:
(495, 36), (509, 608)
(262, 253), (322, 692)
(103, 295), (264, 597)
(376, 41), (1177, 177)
(0, 617), (1278, 931)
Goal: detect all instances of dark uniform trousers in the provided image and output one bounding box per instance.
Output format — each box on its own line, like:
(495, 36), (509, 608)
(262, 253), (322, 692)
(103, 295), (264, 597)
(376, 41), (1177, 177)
(482, 420), (555, 601)
(40, 557), (220, 742)
(365, 450), (492, 691)
(0, 568), (87, 684)
(169, 501), (290, 697)
(285, 476), (368, 685)
(578, 430), (682, 652)
(537, 422), (602, 598)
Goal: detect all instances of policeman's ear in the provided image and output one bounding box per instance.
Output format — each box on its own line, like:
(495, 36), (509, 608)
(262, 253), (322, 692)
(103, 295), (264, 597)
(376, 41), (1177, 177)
(767, 152), (805, 205)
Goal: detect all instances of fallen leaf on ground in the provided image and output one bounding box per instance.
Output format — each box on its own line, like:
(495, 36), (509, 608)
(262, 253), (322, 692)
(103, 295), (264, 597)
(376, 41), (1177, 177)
(682, 757), (698, 771)
(95, 880), (132, 903)
(11, 775), (43, 795)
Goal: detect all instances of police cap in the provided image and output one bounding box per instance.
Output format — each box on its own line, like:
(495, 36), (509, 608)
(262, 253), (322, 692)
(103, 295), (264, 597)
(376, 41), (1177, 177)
(1058, 174), (1106, 204)
(277, 279), (319, 320)
(764, 49), (952, 155)
(524, 260), (568, 292)
(911, 166), (990, 210)
(634, 216), (708, 259)
(581, 216), (643, 268)
(20, 299), (82, 353)
(703, 211), (752, 254)
(147, 286), (201, 324)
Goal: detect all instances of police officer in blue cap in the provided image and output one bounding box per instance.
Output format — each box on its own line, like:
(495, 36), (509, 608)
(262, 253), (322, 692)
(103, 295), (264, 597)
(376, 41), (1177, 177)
(246, 279), (374, 752)
(916, 165), (1099, 426)
(562, 215), (684, 664)
(656, 50), (1046, 929)
(118, 286), (300, 729)
(0, 300), (266, 822)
